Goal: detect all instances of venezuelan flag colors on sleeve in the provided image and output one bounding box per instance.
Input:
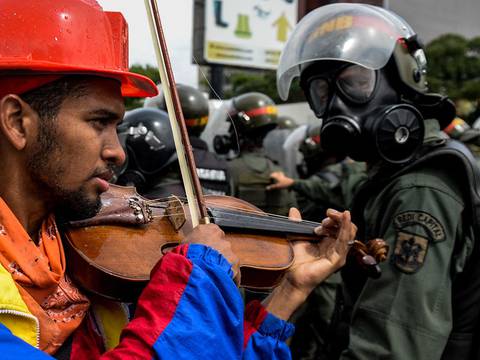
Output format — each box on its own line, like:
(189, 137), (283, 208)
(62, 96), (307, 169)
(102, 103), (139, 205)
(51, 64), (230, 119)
(78, 244), (295, 359)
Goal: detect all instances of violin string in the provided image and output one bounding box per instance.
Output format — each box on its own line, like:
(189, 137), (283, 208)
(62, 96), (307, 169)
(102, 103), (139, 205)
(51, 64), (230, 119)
(211, 208), (321, 229)
(144, 195), (324, 227)
(145, 197), (178, 204)
(141, 193), (333, 228)
(150, 203), (323, 228)
(150, 202), (323, 228)
(148, 213), (320, 234)
(150, 213), (216, 221)
(148, 210), (337, 240)
(149, 207), (321, 231)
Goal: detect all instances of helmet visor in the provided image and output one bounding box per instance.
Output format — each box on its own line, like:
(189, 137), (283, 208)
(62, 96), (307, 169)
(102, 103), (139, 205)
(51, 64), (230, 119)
(277, 3), (415, 100)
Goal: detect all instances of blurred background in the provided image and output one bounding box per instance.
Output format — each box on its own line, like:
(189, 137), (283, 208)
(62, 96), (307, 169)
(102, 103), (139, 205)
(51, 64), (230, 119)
(97, 0), (480, 131)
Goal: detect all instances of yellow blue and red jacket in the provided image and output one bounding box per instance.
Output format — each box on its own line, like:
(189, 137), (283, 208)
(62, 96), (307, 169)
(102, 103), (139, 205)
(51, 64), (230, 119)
(0, 244), (295, 359)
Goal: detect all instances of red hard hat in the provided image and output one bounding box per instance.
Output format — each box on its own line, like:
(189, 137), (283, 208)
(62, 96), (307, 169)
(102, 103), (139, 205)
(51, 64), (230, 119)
(0, 0), (158, 98)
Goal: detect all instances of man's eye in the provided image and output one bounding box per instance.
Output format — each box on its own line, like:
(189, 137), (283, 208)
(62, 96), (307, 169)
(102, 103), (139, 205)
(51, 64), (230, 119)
(90, 118), (110, 130)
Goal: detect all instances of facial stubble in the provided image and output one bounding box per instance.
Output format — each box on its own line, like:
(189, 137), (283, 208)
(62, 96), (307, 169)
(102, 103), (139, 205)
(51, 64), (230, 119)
(26, 118), (102, 222)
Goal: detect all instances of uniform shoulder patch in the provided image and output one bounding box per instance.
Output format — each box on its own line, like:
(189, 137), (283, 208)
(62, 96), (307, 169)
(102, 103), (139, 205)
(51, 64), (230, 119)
(391, 231), (429, 273)
(393, 211), (445, 242)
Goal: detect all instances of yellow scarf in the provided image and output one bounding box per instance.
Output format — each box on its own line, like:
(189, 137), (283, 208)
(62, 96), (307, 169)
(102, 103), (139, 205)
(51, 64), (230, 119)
(0, 198), (90, 354)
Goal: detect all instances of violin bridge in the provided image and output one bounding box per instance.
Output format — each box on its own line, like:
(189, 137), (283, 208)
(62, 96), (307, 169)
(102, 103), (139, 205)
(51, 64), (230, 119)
(166, 195), (186, 231)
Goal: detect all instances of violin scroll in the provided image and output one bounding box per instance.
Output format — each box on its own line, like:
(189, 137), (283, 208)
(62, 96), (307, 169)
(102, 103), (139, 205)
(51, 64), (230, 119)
(366, 238), (389, 263)
(349, 239), (389, 279)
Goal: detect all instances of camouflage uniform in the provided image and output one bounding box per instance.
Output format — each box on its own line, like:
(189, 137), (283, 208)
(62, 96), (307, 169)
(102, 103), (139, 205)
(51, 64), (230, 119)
(292, 161), (366, 221)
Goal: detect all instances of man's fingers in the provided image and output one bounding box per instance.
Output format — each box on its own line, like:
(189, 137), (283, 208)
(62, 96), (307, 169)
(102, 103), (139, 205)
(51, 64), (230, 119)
(322, 217), (338, 227)
(326, 208), (343, 220)
(336, 211), (354, 253)
(314, 216), (337, 235)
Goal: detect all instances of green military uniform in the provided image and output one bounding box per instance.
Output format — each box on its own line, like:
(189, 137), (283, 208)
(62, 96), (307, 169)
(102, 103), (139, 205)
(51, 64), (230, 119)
(290, 160), (366, 360)
(290, 271), (342, 360)
(340, 119), (475, 359)
(292, 161), (367, 218)
(291, 119), (477, 359)
(229, 149), (296, 216)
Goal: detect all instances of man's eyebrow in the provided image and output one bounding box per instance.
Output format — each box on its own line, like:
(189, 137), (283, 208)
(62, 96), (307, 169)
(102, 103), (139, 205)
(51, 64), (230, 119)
(86, 109), (123, 119)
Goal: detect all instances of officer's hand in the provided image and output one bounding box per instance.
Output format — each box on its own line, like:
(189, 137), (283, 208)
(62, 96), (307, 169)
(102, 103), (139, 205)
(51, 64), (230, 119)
(184, 224), (240, 284)
(267, 171), (295, 190)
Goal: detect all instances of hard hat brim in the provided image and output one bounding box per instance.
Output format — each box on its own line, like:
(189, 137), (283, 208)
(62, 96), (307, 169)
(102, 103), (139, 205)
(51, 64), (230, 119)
(0, 61), (159, 98)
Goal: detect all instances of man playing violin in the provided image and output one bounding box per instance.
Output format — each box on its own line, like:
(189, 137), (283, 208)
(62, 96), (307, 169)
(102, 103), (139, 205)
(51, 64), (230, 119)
(0, 1), (356, 359)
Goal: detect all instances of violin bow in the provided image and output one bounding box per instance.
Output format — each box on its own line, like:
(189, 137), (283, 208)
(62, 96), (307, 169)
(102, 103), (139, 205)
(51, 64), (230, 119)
(144, 0), (209, 227)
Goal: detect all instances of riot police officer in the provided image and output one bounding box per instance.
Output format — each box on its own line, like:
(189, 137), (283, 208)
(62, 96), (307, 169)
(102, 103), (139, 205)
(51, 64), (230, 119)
(263, 115), (298, 170)
(297, 123), (339, 179)
(116, 108), (181, 197)
(216, 92), (296, 216)
(142, 84), (231, 197)
(277, 4), (479, 359)
(269, 123), (367, 220)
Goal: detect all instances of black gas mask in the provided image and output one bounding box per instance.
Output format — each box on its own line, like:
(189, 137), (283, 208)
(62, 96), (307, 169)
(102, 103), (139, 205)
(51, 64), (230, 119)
(302, 63), (424, 165)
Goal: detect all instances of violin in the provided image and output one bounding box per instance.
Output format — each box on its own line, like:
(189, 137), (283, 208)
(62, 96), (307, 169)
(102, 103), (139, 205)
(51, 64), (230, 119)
(63, 185), (388, 302)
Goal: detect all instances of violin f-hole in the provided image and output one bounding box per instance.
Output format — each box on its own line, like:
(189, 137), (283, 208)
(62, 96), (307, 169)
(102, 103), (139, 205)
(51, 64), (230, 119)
(161, 242), (180, 255)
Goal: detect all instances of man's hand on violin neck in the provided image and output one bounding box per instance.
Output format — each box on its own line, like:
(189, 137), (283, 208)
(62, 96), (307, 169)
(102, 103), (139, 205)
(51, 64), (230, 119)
(288, 208), (355, 291)
(184, 224), (240, 283)
(264, 208), (356, 320)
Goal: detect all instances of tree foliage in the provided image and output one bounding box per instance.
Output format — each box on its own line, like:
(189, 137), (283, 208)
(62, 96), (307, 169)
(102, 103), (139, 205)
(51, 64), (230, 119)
(223, 70), (306, 104)
(128, 64), (305, 109)
(426, 34), (480, 101)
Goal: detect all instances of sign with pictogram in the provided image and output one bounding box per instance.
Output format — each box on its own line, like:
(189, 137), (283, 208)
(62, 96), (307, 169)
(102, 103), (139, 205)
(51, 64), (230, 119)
(203, 0), (298, 69)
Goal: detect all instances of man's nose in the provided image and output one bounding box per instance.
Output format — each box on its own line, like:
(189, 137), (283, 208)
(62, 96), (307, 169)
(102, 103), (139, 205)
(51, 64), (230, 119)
(102, 133), (126, 167)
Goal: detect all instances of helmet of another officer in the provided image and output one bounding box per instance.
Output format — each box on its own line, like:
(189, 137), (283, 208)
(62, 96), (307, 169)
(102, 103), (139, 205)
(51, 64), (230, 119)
(144, 84), (209, 137)
(299, 123), (323, 160)
(276, 115), (298, 130)
(229, 92), (278, 134)
(119, 108), (177, 178)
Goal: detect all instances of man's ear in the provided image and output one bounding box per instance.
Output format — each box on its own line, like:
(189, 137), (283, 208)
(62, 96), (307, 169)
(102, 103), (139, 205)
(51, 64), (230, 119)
(0, 95), (38, 150)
